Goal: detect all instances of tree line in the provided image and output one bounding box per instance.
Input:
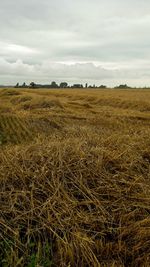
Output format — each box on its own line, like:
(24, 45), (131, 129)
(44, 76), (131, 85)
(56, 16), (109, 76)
(15, 82), (131, 89)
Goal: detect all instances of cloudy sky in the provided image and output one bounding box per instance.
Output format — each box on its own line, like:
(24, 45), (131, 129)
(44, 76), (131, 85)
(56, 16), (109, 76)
(0, 0), (150, 86)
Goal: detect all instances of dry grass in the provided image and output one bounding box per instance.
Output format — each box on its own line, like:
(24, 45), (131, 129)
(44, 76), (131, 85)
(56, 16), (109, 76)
(0, 88), (150, 267)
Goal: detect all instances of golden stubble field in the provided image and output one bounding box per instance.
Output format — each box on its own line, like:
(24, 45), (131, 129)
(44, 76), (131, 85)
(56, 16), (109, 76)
(0, 88), (150, 267)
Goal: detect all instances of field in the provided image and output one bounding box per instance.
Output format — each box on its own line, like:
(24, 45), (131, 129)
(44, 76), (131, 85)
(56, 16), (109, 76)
(0, 88), (150, 267)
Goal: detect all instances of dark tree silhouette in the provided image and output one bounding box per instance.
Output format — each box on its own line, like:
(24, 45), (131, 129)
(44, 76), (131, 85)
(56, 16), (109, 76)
(50, 81), (58, 88)
(115, 84), (130, 89)
(99, 85), (107, 89)
(72, 84), (83, 88)
(15, 83), (19, 88)
(60, 82), (68, 88)
(30, 82), (36, 88)
(22, 82), (26, 87)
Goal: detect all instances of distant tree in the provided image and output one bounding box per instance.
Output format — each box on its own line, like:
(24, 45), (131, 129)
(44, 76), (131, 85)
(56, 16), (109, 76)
(15, 83), (19, 88)
(99, 85), (107, 89)
(60, 82), (68, 88)
(115, 84), (130, 89)
(85, 83), (88, 88)
(88, 84), (96, 89)
(30, 82), (36, 88)
(72, 84), (83, 88)
(22, 82), (26, 87)
(50, 81), (59, 88)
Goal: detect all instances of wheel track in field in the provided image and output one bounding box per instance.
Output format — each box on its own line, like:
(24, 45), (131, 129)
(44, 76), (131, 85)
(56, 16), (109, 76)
(0, 114), (33, 144)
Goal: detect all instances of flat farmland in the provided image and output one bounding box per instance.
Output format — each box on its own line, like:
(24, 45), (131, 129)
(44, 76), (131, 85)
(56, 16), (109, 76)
(0, 88), (150, 267)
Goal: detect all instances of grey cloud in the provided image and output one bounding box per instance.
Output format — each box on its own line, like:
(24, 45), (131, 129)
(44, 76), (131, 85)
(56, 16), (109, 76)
(0, 59), (150, 87)
(0, 0), (150, 85)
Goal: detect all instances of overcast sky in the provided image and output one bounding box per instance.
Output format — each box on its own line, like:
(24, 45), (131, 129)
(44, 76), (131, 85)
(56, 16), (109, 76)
(0, 0), (150, 86)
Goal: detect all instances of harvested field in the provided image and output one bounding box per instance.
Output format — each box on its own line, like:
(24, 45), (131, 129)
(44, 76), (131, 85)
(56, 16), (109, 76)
(0, 88), (150, 267)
